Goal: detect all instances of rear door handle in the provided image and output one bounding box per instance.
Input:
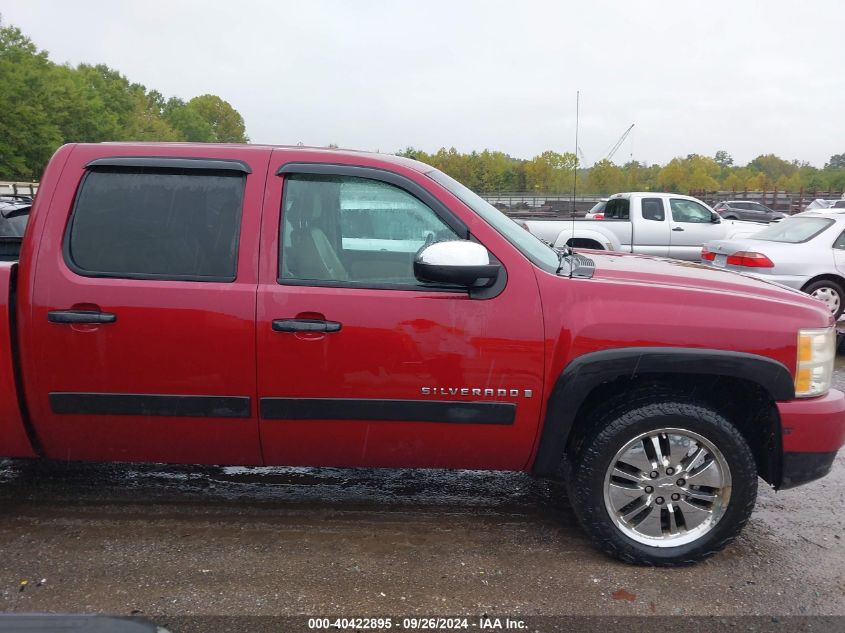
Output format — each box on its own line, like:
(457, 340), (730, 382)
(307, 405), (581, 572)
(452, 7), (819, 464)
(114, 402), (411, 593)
(48, 310), (117, 324)
(272, 318), (342, 333)
(672, 227), (685, 232)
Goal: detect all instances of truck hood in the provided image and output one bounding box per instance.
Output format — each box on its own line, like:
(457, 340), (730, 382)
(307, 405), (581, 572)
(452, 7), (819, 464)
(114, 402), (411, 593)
(578, 250), (818, 308)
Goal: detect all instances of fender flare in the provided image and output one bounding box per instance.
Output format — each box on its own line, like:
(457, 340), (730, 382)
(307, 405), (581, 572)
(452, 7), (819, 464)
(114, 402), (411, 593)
(551, 227), (621, 251)
(531, 347), (794, 476)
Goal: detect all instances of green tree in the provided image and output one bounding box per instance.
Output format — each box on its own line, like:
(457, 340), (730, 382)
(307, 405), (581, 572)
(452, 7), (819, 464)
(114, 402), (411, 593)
(748, 153), (796, 182)
(185, 95), (249, 143)
(0, 18), (251, 179)
(164, 98), (215, 142)
(0, 22), (62, 179)
(586, 159), (625, 194)
(826, 153), (845, 170)
(714, 150), (733, 167)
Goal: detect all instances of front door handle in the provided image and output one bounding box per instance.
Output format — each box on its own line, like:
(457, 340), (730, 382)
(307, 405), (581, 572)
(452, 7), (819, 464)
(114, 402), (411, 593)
(672, 227), (685, 232)
(272, 318), (342, 333)
(48, 309), (117, 324)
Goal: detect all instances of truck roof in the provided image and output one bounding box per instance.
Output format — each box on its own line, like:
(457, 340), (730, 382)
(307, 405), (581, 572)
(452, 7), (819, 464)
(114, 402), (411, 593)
(82, 142), (432, 173)
(608, 192), (701, 200)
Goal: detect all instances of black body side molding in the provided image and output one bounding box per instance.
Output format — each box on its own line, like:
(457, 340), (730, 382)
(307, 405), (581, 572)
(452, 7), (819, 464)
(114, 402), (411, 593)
(532, 347), (794, 476)
(260, 398), (515, 425)
(50, 393), (251, 418)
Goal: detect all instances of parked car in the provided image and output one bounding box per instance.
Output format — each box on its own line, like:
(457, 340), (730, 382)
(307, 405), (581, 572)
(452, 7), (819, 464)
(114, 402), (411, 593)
(524, 192), (767, 260)
(584, 199), (607, 219)
(2, 142), (843, 567)
(713, 200), (787, 222)
(702, 210), (845, 318)
(0, 195), (32, 261)
(804, 199), (845, 211)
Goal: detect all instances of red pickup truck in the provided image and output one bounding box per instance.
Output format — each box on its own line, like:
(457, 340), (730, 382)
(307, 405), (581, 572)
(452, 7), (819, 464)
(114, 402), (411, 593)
(3, 142), (844, 565)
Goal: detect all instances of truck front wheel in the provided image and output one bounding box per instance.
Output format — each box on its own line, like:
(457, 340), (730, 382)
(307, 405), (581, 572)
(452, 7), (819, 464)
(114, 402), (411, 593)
(567, 399), (757, 566)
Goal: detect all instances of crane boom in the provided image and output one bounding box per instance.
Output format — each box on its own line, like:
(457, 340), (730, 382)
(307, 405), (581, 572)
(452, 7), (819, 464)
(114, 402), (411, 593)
(605, 123), (634, 161)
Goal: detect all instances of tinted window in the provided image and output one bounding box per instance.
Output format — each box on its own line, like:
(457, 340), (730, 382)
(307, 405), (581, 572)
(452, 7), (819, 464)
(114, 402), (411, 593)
(67, 170), (244, 280)
(280, 174), (459, 285)
(834, 230), (845, 250)
(605, 198), (630, 220)
(641, 198), (665, 221)
(670, 199), (713, 223)
(753, 217), (834, 243)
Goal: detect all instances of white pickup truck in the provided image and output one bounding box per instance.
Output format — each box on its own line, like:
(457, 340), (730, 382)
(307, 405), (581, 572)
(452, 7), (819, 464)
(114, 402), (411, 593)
(523, 192), (767, 261)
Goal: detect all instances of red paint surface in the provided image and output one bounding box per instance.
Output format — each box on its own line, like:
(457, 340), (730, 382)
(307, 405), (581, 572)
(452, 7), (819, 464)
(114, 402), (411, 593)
(780, 390), (845, 453)
(0, 142), (842, 469)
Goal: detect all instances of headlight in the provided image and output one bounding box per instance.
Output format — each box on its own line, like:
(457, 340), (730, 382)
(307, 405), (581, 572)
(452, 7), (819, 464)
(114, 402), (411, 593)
(795, 327), (836, 397)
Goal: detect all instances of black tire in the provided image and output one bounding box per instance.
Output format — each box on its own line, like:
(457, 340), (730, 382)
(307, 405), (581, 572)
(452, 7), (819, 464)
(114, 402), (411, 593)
(567, 397), (757, 566)
(722, 214), (739, 220)
(803, 279), (844, 319)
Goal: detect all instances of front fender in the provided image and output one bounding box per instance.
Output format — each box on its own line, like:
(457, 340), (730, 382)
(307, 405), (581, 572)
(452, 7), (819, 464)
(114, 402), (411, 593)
(531, 347), (794, 476)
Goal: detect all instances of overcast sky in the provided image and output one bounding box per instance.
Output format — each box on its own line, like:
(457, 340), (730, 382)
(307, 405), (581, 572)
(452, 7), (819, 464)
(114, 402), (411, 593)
(3, 0), (844, 167)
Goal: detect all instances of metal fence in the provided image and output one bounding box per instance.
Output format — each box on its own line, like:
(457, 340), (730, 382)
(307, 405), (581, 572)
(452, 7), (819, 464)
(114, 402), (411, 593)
(0, 182), (38, 196)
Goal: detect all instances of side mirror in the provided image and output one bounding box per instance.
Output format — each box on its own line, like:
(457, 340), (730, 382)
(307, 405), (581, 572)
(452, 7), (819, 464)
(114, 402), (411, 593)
(414, 241), (501, 288)
(710, 212), (721, 223)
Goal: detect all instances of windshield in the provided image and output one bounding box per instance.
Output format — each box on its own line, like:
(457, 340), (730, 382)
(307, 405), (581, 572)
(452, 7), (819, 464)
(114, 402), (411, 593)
(426, 169), (560, 272)
(752, 216), (834, 243)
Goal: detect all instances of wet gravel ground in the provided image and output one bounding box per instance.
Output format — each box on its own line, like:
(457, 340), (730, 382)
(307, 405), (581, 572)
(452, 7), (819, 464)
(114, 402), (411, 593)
(0, 363), (843, 622)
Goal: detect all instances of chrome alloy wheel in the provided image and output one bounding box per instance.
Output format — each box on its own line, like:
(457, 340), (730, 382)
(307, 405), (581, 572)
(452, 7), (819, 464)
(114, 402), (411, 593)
(810, 286), (841, 315)
(602, 428), (732, 547)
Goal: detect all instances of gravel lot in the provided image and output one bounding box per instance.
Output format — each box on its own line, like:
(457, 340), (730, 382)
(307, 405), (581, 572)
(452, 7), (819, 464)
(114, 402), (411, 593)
(0, 360), (843, 628)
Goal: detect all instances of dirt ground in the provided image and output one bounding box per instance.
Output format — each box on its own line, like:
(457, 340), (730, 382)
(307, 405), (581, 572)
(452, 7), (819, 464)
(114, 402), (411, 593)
(0, 362), (843, 628)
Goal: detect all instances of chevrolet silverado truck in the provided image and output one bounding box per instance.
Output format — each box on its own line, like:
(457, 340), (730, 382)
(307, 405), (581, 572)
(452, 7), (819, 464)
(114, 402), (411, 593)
(524, 192), (766, 260)
(2, 143), (844, 566)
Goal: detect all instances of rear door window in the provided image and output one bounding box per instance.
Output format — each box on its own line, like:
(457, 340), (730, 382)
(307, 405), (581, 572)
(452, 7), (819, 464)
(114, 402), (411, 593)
(66, 169), (245, 281)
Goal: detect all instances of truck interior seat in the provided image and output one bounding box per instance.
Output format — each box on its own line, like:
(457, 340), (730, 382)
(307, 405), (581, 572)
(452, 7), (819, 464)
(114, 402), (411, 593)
(284, 189), (348, 281)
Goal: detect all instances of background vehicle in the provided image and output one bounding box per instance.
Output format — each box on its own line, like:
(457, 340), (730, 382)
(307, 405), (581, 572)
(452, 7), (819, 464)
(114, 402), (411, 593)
(2, 142), (843, 567)
(702, 210), (845, 318)
(585, 199), (607, 219)
(0, 195), (31, 260)
(804, 199), (845, 211)
(524, 192), (766, 260)
(713, 200), (787, 222)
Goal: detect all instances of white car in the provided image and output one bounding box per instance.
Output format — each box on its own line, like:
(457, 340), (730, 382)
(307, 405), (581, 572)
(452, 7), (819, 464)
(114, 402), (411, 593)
(702, 210), (845, 318)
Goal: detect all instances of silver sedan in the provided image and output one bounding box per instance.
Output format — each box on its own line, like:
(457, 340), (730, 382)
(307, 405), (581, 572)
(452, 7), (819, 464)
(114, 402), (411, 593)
(701, 210), (845, 318)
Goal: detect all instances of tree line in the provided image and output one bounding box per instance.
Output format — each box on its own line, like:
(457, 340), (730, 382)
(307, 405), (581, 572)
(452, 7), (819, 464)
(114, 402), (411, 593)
(0, 19), (248, 181)
(397, 148), (845, 196)
(2, 18), (843, 196)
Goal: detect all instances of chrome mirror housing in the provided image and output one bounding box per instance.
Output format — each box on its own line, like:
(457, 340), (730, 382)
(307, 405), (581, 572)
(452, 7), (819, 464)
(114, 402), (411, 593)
(414, 241), (501, 288)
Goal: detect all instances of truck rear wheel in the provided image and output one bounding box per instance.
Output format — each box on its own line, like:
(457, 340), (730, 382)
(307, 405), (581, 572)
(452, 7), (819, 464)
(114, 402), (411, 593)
(567, 399), (757, 566)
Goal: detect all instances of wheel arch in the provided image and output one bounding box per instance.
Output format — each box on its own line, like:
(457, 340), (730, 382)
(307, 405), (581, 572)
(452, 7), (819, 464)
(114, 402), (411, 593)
(531, 347), (794, 482)
(552, 228), (620, 251)
(800, 273), (845, 293)
(566, 237), (604, 250)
